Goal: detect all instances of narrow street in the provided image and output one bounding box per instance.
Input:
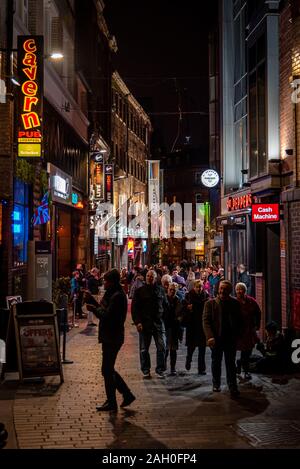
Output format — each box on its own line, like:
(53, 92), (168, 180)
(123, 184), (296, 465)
(4, 309), (300, 450)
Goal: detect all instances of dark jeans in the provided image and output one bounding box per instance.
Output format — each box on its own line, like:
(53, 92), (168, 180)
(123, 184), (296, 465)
(101, 342), (131, 405)
(186, 345), (206, 373)
(165, 349), (177, 371)
(139, 326), (166, 374)
(211, 341), (238, 391)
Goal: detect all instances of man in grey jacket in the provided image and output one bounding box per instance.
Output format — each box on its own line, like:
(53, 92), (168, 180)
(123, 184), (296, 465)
(203, 280), (242, 398)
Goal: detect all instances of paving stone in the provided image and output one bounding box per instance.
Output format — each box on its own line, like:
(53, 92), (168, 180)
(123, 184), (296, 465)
(8, 314), (300, 449)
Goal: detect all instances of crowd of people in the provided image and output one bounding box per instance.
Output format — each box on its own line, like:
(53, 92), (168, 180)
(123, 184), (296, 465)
(72, 260), (290, 412)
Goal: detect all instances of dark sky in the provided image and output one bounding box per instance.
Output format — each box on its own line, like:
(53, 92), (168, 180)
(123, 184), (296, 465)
(104, 0), (216, 154)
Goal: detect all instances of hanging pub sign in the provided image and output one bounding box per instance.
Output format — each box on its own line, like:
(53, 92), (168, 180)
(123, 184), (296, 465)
(227, 194), (252, 211)
(17, 36), (43, 158)
(94, 162), (104, 200)
(104, 164), (114, 204)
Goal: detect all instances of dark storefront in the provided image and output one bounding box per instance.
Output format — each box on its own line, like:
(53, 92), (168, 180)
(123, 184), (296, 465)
(220, 190), (281, 334)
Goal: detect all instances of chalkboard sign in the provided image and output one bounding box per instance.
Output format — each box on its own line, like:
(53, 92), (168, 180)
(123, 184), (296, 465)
(13, 301), (63, 383)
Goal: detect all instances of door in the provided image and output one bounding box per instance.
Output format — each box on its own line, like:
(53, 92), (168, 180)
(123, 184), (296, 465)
(265, 223), (281, 325)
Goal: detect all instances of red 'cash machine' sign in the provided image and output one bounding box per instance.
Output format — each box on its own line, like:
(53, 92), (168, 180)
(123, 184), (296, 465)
(252, 204), (280, 222)
(17, 36), (43, 158)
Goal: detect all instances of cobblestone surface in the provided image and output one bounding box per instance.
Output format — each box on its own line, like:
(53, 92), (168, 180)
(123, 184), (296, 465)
(4, 310), (300, 449)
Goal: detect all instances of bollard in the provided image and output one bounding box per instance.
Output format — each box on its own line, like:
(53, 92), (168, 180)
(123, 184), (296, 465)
(57, 309), (73, 365)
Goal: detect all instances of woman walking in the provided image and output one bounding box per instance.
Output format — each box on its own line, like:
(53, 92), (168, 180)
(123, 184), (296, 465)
(183, 280), (209, 374)
(235, 282), (261, 379)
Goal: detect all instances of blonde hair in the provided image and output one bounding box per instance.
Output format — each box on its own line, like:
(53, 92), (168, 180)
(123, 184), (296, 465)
(235, 282), (247, 293)
(193, 279), (203, 289)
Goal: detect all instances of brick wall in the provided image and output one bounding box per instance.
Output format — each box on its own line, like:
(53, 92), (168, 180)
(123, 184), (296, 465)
(290, 201), (300, 289)
(0, 99), (14, 304)
(255, 276), (265, 340)
(280, 1), (294, 161)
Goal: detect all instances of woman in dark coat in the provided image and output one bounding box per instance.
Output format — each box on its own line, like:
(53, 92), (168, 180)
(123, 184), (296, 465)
(183, 280), (209, 374)
(235, 282), (261, 379)
(164, 283), (183, 375)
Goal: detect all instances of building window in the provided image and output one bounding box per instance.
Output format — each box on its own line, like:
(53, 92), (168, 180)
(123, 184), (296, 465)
(195, 193), (202, 204)
(248, 33), (267, 178)
(194, 172), (202, 185)
(13, 179), (30, 267)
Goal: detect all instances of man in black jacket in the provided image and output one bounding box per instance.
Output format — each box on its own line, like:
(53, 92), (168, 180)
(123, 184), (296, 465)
(131, 269), (167, 378)
(87, 269), (135, 412)
(203, 280), (242, 398)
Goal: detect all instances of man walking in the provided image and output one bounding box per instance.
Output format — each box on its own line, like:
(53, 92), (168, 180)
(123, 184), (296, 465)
(132, 269), (167, 378)
(87, 269), (135, 411)
(203, 280), (242, 398)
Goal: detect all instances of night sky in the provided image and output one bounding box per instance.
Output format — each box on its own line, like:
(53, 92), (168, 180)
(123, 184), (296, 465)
(105, 0), (216, 154)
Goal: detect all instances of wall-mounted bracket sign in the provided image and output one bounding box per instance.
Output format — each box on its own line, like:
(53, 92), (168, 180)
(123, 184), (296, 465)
(252, 204), (280, 222)
(17, 36), (43, 158)
(201, 169), (219, 188)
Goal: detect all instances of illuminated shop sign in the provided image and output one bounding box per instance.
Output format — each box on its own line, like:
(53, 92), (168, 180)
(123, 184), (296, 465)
(201, 169), (219, 188)
(252, 204), (280, 223)
(104, 164), (114, 204)
(227, 194), (252, 211)
(17, 36), (43, 158)
(142, 240), (147, 253)
(48, 163), (72, 206)
(128, 239), (134, 256)
(72, 191), (84, 209)
(95, 163), (104, 200)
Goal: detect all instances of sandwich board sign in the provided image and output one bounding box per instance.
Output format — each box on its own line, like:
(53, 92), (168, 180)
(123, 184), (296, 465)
(13, 301), (63, 383)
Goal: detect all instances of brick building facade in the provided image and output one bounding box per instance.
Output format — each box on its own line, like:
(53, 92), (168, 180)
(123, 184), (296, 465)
(280, 0), (300, 335)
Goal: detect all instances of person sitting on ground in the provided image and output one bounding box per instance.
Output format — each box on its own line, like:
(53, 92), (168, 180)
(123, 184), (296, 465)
(254, 321), (286, 374)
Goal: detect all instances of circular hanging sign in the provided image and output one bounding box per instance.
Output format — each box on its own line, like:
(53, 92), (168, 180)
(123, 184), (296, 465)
(201, 169), (219, 188)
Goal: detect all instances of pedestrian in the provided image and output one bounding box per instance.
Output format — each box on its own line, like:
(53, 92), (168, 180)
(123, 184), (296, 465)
(71, 270), (83, 319)
(183, 280), (209, 375)
(128, 266), (145, 299)
(120, 268), (129, 295)
(86, 269), (135, 412)
(161, 274), (173, 294)
(209, 267), (220, 298)
(203, 280), (242, 398)
(237, 264), (251, 292)
(186, 269), (196, 292)
(164, 283), (184, 375)
(235, 282), (261, 379)
(131, 269), (167, 378)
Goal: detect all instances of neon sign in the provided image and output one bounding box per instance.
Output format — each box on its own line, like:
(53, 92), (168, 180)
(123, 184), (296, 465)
(17, 36), (43, 158)
(227, 194), (252, 211)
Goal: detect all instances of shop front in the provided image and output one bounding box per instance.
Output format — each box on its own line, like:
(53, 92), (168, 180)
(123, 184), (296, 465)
(220, 189), (282, 333)
(219, 191), (253, 290)
(48, 164), (87, 279)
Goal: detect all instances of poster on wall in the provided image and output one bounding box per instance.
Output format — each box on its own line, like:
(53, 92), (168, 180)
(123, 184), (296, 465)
(17, 36), (44, 158)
